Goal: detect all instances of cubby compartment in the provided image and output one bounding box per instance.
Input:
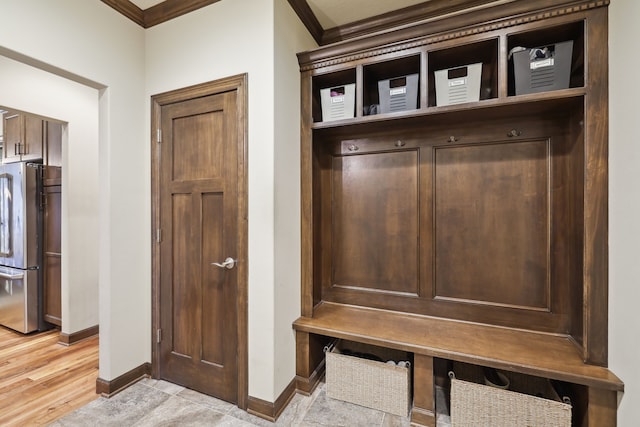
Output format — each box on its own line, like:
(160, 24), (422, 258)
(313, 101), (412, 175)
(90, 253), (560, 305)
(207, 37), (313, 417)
(427, 38), (498, 107)
(363, 54), (421, 115)
(507, 21), (584, 96)
(312, 69), (357, 123)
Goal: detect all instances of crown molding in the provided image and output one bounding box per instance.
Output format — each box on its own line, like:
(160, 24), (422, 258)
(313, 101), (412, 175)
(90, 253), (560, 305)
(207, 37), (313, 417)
(287, 0), (323, 45)
(101, 0), (221, 28)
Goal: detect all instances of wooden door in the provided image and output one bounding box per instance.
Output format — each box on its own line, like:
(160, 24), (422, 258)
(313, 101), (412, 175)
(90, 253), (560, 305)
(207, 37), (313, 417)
(156, 87), (241, 404)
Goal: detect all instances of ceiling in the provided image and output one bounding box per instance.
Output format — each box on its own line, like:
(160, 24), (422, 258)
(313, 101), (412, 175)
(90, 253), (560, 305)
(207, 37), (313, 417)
(304, 0), (425, 29)
(110, 0), (435, 44)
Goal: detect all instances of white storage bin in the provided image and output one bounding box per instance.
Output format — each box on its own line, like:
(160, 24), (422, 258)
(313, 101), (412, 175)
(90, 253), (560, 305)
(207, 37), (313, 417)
(435, 63), (482, 106)
(320, 84), (355, 121)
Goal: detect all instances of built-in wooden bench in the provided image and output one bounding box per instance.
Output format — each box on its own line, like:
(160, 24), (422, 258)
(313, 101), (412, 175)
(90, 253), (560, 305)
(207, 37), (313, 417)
(293, 302), (623, 426)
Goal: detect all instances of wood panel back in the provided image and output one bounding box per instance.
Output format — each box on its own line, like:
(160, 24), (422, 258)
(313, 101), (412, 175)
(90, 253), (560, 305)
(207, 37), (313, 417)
(314, 109), (582, 335)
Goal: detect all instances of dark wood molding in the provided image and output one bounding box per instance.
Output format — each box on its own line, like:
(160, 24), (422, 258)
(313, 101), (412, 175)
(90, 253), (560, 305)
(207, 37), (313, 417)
(101, 0), (221, 28)
(96, 362), (151, 397)
(144, 0), (222, 28)
(58, 325), (99, 346)
(100, 0), (144, 27)
(321, 0), (500, 45)
(287, 0), (323, 45)
(247, 378), (297, 422)
(295, 358), (325, 395)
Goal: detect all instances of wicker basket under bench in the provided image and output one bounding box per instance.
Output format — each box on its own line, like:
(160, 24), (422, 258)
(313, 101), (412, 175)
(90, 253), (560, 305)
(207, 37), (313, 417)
(293, 303), (624, 427)
(450, 361), (572, 427)
(325, 340), (412, 417)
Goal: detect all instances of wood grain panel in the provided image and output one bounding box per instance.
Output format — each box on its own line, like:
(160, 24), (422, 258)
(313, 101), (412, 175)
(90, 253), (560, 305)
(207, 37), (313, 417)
(332, 150), (419, 294)
(44, 185), (62, 326)
(434, 140), (550, 310)
(201, 192), (224, 365)
(172, 111), (224, 182)
(582, 6), (609, 367)
(171, 193), (194, 358)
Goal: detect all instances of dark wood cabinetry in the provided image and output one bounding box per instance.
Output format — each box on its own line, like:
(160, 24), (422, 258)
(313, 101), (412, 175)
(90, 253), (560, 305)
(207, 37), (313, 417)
(43, 182), (62, 326)
(2, 110), (44, 163)
(42, 122), (63, 326)
(3, 110), (63, 327)
(293, 1), (622, 425)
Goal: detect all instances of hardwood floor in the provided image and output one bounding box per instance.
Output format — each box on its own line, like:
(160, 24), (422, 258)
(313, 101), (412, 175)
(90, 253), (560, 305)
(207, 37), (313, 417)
(0, 325), (99, 426)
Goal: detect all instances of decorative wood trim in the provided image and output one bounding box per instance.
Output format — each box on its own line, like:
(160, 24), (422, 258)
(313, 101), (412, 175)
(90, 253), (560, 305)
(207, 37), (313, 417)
(287, 0), (323, 45)
(100, 0), (221, 28)
(582, 6), (609, 366)
(321, 0), (501, 45)
(58, 325), (99, 346)
(151, 73), (249, 409)
(100, 0), (144, 27)
(247, 378), (297, 422)
(298, 0), (610, 70)
(95, 362), (151, 397)
(295, 358), (325, 396)
(144, 0), (222, 28)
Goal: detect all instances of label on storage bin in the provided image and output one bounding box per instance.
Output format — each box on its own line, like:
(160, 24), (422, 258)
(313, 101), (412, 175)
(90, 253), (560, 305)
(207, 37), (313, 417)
(449, 78), (466, 87)
(331, 96), (345, 103)
(530, 58), (554, 70)
(390, 87), (407, 96)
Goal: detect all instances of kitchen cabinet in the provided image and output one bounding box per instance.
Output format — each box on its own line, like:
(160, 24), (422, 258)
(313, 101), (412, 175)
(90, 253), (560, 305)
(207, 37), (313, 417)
(2, 110), (44, 163)
(293, 1), (623, 425)
(42, 180), (61, 326)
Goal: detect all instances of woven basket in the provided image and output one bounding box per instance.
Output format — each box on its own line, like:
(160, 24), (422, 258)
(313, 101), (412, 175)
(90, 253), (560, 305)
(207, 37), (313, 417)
(325, 340), (411, 417)
(450, 362), (572, 427)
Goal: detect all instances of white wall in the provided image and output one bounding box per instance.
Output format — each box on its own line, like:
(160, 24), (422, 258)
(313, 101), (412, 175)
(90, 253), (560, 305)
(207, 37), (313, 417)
(145, 0), (278, 401)
(0, 54), (100, 335)
(273, 0), (317, 397)
(0, 0), (148, 381)
(609, 0), (640, 423)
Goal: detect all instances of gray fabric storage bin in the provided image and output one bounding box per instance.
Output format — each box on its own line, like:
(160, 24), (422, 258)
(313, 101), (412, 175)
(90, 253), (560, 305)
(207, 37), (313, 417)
(513, 40), (573, 95)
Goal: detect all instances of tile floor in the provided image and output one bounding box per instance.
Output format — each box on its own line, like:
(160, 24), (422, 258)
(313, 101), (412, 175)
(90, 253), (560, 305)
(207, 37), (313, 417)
(51, 379), (452, 426)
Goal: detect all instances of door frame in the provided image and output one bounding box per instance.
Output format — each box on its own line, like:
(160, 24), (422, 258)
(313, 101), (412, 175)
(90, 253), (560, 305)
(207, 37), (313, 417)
(150, 74), (248, 409)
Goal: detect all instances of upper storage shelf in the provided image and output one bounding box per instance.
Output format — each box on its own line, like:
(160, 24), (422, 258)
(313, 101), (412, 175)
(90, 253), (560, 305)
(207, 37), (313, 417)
(307, 19), (586, 126)
(507, 20), (585, 97)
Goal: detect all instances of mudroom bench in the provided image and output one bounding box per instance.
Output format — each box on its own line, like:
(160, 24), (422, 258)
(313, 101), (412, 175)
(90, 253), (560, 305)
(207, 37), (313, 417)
(293, 302), (623, 426)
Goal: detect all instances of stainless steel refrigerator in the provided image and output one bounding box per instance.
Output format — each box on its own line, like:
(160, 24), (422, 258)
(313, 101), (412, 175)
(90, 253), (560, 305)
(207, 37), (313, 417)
(0, 161), (42, 333)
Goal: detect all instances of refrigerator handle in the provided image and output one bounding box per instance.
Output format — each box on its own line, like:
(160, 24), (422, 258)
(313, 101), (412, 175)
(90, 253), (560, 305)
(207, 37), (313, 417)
(0, 271), (24, 280)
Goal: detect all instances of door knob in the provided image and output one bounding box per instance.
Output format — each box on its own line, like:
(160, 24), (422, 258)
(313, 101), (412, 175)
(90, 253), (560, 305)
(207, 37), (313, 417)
(211, 257), (237, 269)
